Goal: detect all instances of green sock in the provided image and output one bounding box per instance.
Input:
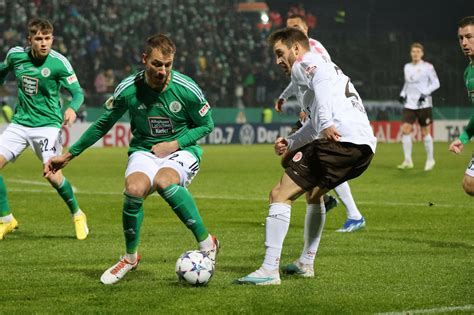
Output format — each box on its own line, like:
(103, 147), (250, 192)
(158, 184), (208, 242)
(54, 177), (79, 214)
(0, 176), (10, 217)
(122, 193), (144, 254)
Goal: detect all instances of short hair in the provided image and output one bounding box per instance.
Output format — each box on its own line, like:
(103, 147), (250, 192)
(287, 14), (307, 26)
(267, 27), (310, 50)
(458, 16), (474, 28)
(145, 34), (176, 56)
(28, 18), (53, 36)
(410, 42), (424, 52)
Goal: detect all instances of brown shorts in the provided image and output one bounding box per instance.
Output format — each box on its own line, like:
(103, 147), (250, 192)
(402, 108), (432, 127)
(285, 140), (374, 191)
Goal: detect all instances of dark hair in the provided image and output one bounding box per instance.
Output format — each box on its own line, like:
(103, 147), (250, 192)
(267, 27), (309, 50)
(28, 18), (53, 36)
(458, 16), (474, 28)
(410, 42), (424, 52)
(287, 14), (307, 26)
(145, 34), (176, 56)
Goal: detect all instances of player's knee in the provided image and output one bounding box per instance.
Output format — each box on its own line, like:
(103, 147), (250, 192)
(462, 176), (474, 196)
(45, 170), (63, 187)
(401, 124), (412, 134)
(125, 182), (148, 198)
(155, 168), (180, 191)
(269, 185), (283, 203)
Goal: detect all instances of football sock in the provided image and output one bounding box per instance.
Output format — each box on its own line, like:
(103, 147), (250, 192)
(0, 214), (13, 223)
(158, 184), (208, 243)
(299, 203), (326, 265)
(73, 209), (84, 217)
(423, 134), (434, 161)
(54, 177), (79, 214)
(199, 234), (214, 251)
(402, 134), (412, 162)
(0, 176), (10, 217)
(122, 193), (144, 254)
(262, 203), (291, 271)
(125, 252), (138, 263)
(334, 182), (362, 220)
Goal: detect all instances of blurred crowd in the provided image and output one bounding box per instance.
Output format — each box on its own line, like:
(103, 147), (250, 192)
(0, 0), (291, 108)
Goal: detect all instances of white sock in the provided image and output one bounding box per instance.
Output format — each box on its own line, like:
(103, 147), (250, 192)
(0, 214), (13, 223)
(262, 203), (291, 271)
(423, 134), (434, 161)
(125, 252), (138, 263)
(299, 203), (326, 265)
(334, 182), (362, 220)
(73, 209), (83, 217)
(198, 234), (213, 251)
(402, 134), (412, 162)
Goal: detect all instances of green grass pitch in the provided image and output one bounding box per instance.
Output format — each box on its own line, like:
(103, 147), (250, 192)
(1, 142), (473, 313)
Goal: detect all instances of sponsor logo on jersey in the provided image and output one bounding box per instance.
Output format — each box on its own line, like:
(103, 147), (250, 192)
(304, 65), (317, 79)
(148, 116), (174, 136)
(22, 75), (39, 95)
(153, 102), (164, 108)
(169, 101), (182, 113)
(138, 104), (147, 110)
(41, 67), (51, 77)
(292, 152), (303, 162)
(199, 103), (210, 117)
(66, 74), (78, 85)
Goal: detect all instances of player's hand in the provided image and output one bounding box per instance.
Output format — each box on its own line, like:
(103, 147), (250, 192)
(299, 111), (308, 122)
(321, 125), (341, 141)
(63, 108), (77, 127)
(417, 94), (426, 106)
(274, 98), (285, 112)
(151, 140), (179, 158)
(43, 153), (74, 177)
(274, 137), (288, 156)
(399, 96), (406, 104)
(449, 139), (464, 154)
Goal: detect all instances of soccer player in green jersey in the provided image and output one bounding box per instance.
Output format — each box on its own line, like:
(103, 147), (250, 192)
(449, 16), (474, 196)
(45, 34), (219, 284)
(0, 18), (88, 240)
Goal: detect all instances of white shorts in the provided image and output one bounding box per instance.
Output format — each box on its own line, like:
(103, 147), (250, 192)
(125, 150), (200, 190)
(0, 123), (62, 163)
(466, 153), (474, 177)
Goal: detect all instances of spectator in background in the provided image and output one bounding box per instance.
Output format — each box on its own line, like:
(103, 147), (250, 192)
(398, 43), (440, 171)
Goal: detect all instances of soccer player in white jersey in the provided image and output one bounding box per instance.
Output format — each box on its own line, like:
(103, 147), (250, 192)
(236, 28), (376, 285)
(276, 15), (366, 241)
(398, 43), (440, 171)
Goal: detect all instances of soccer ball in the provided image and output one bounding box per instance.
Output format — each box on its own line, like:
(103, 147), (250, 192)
(175, 250), (215, 286)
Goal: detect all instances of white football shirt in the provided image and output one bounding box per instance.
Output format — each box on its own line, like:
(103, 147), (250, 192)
(285, 52), (377, 153)
(400, 60), (440, 109)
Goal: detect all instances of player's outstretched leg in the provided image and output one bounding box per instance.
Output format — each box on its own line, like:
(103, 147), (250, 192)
(0, 176), (18, 240)
(101, 193), (144, 284)
(235, 203), (290, 285)
(281, 203), (326, 278)
(158, 184), (219, 264)
(49, 173), (88, 240)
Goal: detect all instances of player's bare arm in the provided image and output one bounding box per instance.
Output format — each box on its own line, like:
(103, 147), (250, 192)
(274, 137), (288, 156)
(151, 140), (179, 158)
(63, 108), (77, 128)
(44, 152), (75, 176)
(320, 125), (341, 141)
(449, 139), (464, 154)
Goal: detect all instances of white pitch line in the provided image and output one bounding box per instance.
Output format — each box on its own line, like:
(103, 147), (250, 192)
(8, 179), (78, 192)
(5, 188), (472, 209)
(377, 304), (474, 315)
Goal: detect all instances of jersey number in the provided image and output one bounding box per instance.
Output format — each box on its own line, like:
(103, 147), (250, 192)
(39, 138), (56, 153)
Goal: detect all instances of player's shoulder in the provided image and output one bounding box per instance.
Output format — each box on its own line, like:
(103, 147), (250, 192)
(422, 61), (435, 69)
(113, 70), (144, 99)
(48, 49), (75, 73)
(171, 70), (206, 104)
(5, 46), (27, 60)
